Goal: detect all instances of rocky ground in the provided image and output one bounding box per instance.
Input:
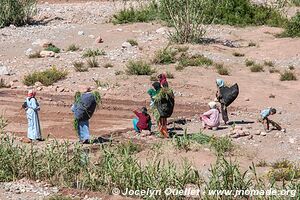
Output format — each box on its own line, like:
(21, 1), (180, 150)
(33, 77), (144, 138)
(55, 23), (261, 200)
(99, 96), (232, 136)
(0, 0), (300, 199)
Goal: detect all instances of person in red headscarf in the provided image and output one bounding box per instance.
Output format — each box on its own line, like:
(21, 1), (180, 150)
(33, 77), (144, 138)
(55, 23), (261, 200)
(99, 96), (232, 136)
(158, 73), (168, 88)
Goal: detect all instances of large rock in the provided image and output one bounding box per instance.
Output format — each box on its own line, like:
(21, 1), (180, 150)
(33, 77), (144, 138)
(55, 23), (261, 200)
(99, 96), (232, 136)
(122, 42), (132, 49)
(0, 65), (11, 75)
(40, 50), (55, 57)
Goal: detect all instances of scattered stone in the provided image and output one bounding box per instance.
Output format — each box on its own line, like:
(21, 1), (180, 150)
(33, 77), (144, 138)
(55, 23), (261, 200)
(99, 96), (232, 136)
(260, 132), (267, 136)
(78, 31), (85, 36)
(40, 50), (55, 57)
(255, 130), (261, 135)
(88, 34), (95, 39)
(25, 48), (34, 56)
(122, 42), (132, 48)
(247, 135), (253, 140)
(95, 36), (103, 43)
(32, 39), (52, 48)
(34, 82), (43, 87)
(0, 65), (11, 75)
(244, 98), (250, 101)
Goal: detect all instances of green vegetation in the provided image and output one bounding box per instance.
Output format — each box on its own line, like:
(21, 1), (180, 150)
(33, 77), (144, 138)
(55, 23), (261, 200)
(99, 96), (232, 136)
(153, 47), (177, 64)
(93, 79), (109, 88)
(256, 160), (268, 167)
(23, 67), (68, 86)
(291, 0), (300, 6)
(178, 54), (213, 68)
(67, 44), (80, 52)
(82, 49), (106, 58)
(86, 57), (99, 68)
(264, 60), (275, 67)
(215, 63), (230, 75)
(268, 160), (300, 181)
(280, 12), (300, 37)
(0, 0), (37, 28)
(0, 78), (10, 88)
(166, 71), (174, 79)
(250, 64), (264, 72)
(45, 44), (60, 53)
(280, 70), (297, 81)
(126, 60), (155, 75)
(73, 61), (88, 72)
(126, 39), (138, 46)
(245, 59), (255, 66)
(233, 52), (245, 57)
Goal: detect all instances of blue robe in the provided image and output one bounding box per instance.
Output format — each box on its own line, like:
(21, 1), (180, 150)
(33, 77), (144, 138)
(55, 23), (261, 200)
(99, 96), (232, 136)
(71, 104), (90, 141)
(26, 97), (42, 140)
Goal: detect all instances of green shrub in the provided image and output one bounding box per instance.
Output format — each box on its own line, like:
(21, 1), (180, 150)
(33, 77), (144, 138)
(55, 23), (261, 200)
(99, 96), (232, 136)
(280, 12), (300, 37)
(153, 47), (177, 64)
(86, 57), (99, 68)
(256, 160), (268, 167)
(0, 78), (10, 88)
(112, 2), (160, 24)
(83, 49), (105, 58)
(0, 0), (37, 28)
(179, 54), (213, 67)
(73, 61), (88, 72)
(67, 44), (80, 52)
(126, 60), (155, 75)
(45, 44), (60, 53)
(291, 0), (300, 6)
(166, 71), (174, 79)
(23, 67), (68, 86)
(215, 63), (229, 75)
(233, 52), (245, 57)
(250, 64), (264, 72)
(210, 136), (233, 156)
(245, 59), (255, 66)
(126, 39), (138, 46)
(280, 70), (297, 81)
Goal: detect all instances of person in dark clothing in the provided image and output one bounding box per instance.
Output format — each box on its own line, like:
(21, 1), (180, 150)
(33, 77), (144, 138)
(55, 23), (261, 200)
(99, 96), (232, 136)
(216, 79), (229, 124)
(132, 107), (152, 133)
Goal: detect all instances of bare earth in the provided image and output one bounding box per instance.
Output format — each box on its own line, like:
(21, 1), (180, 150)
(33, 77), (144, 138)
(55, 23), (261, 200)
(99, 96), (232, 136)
(0, 0), (300, 199)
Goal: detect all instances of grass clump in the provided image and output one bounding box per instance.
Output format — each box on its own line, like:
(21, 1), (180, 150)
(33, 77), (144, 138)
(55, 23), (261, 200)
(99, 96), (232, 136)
(23, 67), (68, 86)
(0, 0), (37, 28)
(73, 61), (88, 72)
(179, 54), (213, 68)
(86, 57), (99, 68)
(83, 49), (105, 58)
(245, 59), (255, 66)
(166, 71), (174, 79)
(250, 64), (264, 72)
(0, 78), (10, 88)
(215, 63), (230, 75)
(264, 60), (275, 67)
(45, 44), (60, 53)
(268, 160), (300, 181)
(280, 70), (297, 81)
(126, 39), (138, 46)
(67, 44), (80, 52)
(280, 12), (300, 38)
(153, 47), (177, 64)
(233, 52), (245, 57)
(210, 136), (233, 156)
(256, 160), (268, 167)
(93, 79), (109, 88)
(126, 60), (155, 75)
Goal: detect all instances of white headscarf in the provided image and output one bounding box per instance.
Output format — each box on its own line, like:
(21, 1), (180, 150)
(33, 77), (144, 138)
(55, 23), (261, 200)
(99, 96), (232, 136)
(208, 101), (217, 109)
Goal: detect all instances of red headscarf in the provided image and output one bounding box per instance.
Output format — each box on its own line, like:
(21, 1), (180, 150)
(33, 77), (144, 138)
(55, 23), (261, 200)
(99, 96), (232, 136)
(158, 74), (168, 87)
(27, 90), (36, 98)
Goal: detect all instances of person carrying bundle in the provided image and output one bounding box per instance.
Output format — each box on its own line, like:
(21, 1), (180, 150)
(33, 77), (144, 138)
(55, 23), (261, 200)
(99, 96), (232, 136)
(259, 107), (283, 132)
(71, 86), (101, 144)
(132, 107), (152, 133)
(216, 79), (239, 124)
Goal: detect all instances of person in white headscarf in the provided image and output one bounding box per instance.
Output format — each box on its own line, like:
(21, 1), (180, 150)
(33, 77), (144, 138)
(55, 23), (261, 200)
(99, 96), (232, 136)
(216, 78), (229, 124)
(200, 101), (220, 130)
(23, 89), (42, 141)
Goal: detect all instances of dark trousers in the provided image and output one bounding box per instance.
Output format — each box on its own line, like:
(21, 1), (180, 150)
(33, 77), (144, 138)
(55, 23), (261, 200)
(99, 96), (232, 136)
(221, 103), (229, 124)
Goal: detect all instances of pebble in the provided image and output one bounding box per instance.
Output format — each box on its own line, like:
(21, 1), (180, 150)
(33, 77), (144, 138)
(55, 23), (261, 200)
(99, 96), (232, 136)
(260, 132), (267, 136)
(40, 50), (55, 57)
(121, 41), (132, 48)
(78, 31), (85, 36)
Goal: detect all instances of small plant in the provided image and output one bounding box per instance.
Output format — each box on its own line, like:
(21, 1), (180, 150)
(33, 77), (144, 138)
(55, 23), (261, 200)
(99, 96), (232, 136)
(175, 64), (185, 71)
(93, 79), (109, 88)
(175, 46), (189, 53)
(210, 136), (233, 156)
(166, 71), (174, 79)
(248, 41), (257, 47)
(45, 44), (60, 53)
(67, 44), (80, 52)
(86, 57), (99, 68)
(268, 160), (300, 181)
(126, 39), (138, 46)
(233, 52), (245, 57)
(117, 140), (142, 155)
(103, 63), (113, 68)
(28, 51), (41, 59)
(280, 12), (300, 38)
(280, 70), (297, 81)
(179, 54), (213, 67)
(83, 49), (105, 58)
(173, 130), (191, 152)
(0, 78), (10, 88)
(73, 61), (88, 72)
(272, 159), (292, 169)
(126, 60), (155, 75)
(0, 115), (8, 133)
(245, 59), (255, 66)
(264, 60), (275, 67)
(153, 47), (177, 64)
(256, 160), (268, 167)
(250, 64), (264, 72)
(215, 63), (229, 75)
(23, 67), (68, 86)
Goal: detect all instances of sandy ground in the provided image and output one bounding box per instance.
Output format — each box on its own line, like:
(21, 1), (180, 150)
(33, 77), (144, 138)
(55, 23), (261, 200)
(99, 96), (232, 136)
(0, 0), (300, 199)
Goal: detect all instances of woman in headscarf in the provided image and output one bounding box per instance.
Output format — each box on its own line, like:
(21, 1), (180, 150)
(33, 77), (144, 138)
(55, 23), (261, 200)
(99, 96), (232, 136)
(216, 79), (229, 124)
(158, 73), (168, 88)
(200, 101), (220, 130)
(24, 90), (42, 141)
